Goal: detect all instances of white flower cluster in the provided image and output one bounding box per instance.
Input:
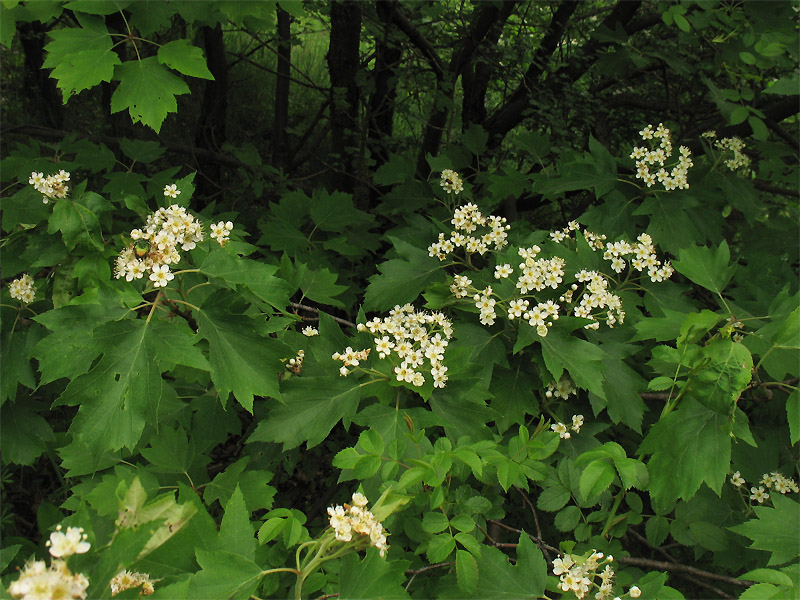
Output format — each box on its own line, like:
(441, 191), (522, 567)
(734, 471), (799, 504)
(8, 273), (35, 304)
(714, 135), (751, 174)
(7, 560), (89, 600)
(285, 349), (305, 375)
(630, 123), (692, 190)
(113, 204), (205, 287)
(571, 270), (624, 329)
(546, 377), (576, 400)
(210, 221), (234, 247)
(553, 551), (631, 600)
(29, 170), (70, 204)
(340, 304), (453, 388)
(46, 525), (91, 558)
(327, 492), (389, 557)
(428, 202), (510, 260)
(551, 415), (584, 439)
(110, 570), (155, 596)
(440, 169), (464, 194)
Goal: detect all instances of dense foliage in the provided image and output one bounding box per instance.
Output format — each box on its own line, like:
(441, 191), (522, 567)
(1, 1), (798, 599)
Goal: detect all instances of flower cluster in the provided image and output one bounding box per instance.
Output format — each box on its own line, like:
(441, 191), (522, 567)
(552, 551), (629, 600)
(630, 123), (692, 190)
(732, 470), (799, 503)
(46, 525), (91, 558)
(702, 132), (752, 174)
(113, 204), (206, 286)
(440, 169), (464, 194)
(551, 415), (584, 439)
(209, 221), (234, 247)
(285, 349), (305, 375)
(8, 273), (35, 304)
(335, 304), (453, 388)
(29, 170), (70, 204)
(327, 492), (389, 557)
(428, 202), (510, 259)
(110, 570), (155, 596)
(7, 560), (89, 600)
(546, 377), (576, 400)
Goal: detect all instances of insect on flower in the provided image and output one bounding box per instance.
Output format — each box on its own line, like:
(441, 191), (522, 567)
(134, 240), (152, 258)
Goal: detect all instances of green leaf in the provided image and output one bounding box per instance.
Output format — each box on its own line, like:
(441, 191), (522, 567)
(537, 485), (570, 512)
(764, 74), (800, 95)
(688, 520), (728, 552)
(579, 460), (615, 501)
(739, 568), (794, 587)
(469, 533), (546, 599)
(690, 339), (752, 414)
(422, 511), (450, 534)
(48, 197), (103, 250)
(199, 251), (291, 309)
(338, 550), (411, 599)
(462, 124), (488, 156)
(427, 532), (456, 563)
(0, 402), (55, 465)
(539, 328), (607, 399)
(141, 426), (194, 474)
(748, 116), (769, 141)
(738, 583), (782, 599)
(640, 397), (731, 504)
(673, 241), (736, 294)
(249, 376), (363, 450)
(110, 57), (190, 132)
(1, 324), (45, 404)
(291, 261), (348, 309)
(490, 364), (538, 434)
(456, 549), (479, 595)
(157, 39), (214, 79)
(53, 319), (200, 452)
(188, 549), (263, 600)
(599, 357), (647, 433)
(787, 390), (799, 446)
(43, 20), (121, 98)
(646, 515), (670, 546)
(218, 486), (255, 560)
(729, 494), (800, 566)
(196, 291), (287, 411)
(554, 505), (581, 532)
(364, 236), (444, 311)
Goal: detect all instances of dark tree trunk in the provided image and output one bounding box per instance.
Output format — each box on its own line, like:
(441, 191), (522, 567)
(273, 7), (292, 169)
(194, 24), (228, 201)
(367, 2), (403, 174)
(327, 1), (362, 195)
(414, 1), (515, 180)
(16, 21), (63, 129)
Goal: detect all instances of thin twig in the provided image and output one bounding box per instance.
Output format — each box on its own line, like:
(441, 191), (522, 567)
(404, 561), (453, 591)
(515, 487), (552, 562)
(290, 302), (356, 329)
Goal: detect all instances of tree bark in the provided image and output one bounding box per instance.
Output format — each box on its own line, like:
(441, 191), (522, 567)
(327, 1), (362, 195)
(273, 7), (292, 169)
(194, 24), (229, 201)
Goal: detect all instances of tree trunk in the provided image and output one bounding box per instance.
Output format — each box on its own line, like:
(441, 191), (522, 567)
(194, 24), (228, 201)
(327, 1), (362, 195)
(273, 7), (291, 169)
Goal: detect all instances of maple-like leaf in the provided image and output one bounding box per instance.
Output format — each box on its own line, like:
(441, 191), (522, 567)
(110, 57), (190, 132)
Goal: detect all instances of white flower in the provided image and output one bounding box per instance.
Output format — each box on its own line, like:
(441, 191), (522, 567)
(149, 264), (174, 288)
(302, 326), (319, 336)
(47, 525), (91, 558)
(163, 183), (181, 198)
(8, 273), (35, 304)
(629, 586), (641, 598)
(440, 169), (464, 194)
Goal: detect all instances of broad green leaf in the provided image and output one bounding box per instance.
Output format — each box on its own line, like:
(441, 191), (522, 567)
(462, 124), (488, 156)
(188, 549), (263, 600)
(427, 533), (456, 563)
(309, 189), (375, 233)
(157, 39), (214, 79)
(0, 401), (55, 465)
(199, 250), (291, 309)
(787, 390), (799, 446)
(646, 515), (670, 546)
(292, 261), (348, 308)
(537, 485), (570, 512)
(688, 520), (728, 551)
(468, 533), (546, 599)
(1, 323), (44, 404)
(456, 549), (479, 595)
(196, 291), (287, 411)
(598, 357), (647, 433)
(218, 486), (255, 560)
(202, 457), (275, 513)
(249, 375), (364, 450)
(338, 550), (411, 599)
(141, 426), (195, 474)
(539, 328), (607, 399)
(739, 568), (794, 587)
(729, 494), (800, 566)
(47, 197), (103, 250)
(110, 57), (190, 132)
(54, 319), (200, 452)
(364, 236), (444, 311)
(579, 460), (615, 501)
(43, 20), (120, 98)
(673, 241), (736, 294)
(640, 397), (731, 504)
(489, 364), (538, 434)
(689, 339), (752, 414)
(764, 74), (800, 95)
(554, 505), (581, 532)
(422, 511), (450, 534)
